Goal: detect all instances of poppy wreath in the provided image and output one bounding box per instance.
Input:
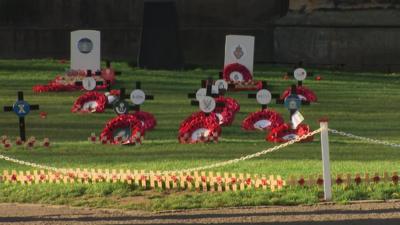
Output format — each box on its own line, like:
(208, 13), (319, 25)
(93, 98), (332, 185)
(280, 86), (317, 102)
(178, 112), (221, 144)
(71, 91), (107, 113)
(223, 63), (252, 82)
(213, 96), (240, 126)
(131, 111), (157, 131)
(242, 109), (284, 131)
(33, 73), (109, 93)
(266, 123), (314, 143)
(100, 114), (145, 145)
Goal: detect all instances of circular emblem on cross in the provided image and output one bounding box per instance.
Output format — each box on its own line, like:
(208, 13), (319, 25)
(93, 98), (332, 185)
(130, 89), (146, 105)
(284, 95), (301, 110)
(113, 100), (129, 115)
(294, 68), (307, 81)
(82, 77), (96, 91)
(199, 96), (216, 113)
(256, 89), (272, 105)
(13, 100), (30, 117)
(215, 79), (228, 91)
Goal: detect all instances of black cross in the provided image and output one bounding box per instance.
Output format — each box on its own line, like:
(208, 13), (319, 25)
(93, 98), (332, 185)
(286, 63), (314, 86)
(112, 81), (154, 115)
(187, 76), (220, 99)
(74, 70), (104, 90)
(247, 81), (280, 110)
(3, 91), (39, 141)
(190, 81), (225, 116)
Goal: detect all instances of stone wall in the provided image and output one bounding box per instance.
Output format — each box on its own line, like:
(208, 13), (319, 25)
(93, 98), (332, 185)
(273, 0), (400, 71)
(0, 0), (287, 66)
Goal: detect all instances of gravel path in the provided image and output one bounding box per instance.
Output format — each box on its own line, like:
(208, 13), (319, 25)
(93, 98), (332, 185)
(1, 201), (400, 224)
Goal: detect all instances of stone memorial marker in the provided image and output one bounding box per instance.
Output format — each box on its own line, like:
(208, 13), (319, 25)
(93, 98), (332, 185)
(71, 30), (101, 72)
(3, 91), (40, 141)
(224, 35), (255, 82)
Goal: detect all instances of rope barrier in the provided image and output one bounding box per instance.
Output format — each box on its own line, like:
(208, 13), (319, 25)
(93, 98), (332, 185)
(0, 128), (323, 176)
(328, 128), (400, 148)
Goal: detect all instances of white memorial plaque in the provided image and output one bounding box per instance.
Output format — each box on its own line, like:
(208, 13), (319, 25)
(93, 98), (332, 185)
(130, 89), (146, 105)
(256, 89), (272, 105)
(199, 96), (216, 113)
(215, 79), (228, 90)
(82, 77), (96, 91)
(71, 30), (101, 71)
(224, 35), (255, 76)
(294, 68), (307, 81)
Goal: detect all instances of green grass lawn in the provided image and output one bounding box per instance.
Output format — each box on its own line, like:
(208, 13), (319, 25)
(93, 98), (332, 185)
(0, 59), (399, 210)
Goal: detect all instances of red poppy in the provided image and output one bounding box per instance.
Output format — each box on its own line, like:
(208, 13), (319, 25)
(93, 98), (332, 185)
(266, 123), (313, 143)
(71, 91), (107, 113)
(280, 86), (317, 102)
(40, 112), (47, 119)
(131, 111), (157, 131)
(223, 63), (252, 82)
(178, 112), (221, 144)
(214, 96), (240, 126)
(242, 109), (284, 131)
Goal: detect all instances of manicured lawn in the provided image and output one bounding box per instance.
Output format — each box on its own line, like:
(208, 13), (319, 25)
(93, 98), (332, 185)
(0, 60), (399, 210)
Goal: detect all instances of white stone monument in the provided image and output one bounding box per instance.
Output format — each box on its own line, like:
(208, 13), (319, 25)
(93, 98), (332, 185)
(70, 30), (101, 71)
(224, 35), (255, 80)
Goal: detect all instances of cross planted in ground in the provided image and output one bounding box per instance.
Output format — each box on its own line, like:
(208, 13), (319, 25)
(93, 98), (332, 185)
(3, 91), (39, 141)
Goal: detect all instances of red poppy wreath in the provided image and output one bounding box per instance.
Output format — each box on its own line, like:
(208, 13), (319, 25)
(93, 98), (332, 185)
(242, 109), (284, 131)
(71, 91), (107, 113)
(178, 112), (221, 144)
(280, 86), (317, 102)
(131, 111), (157, 131)
(266, 123), (314, 143)
(214, 96), (240, 126)
(223, 63), (252, 82)
(100, 114), (145, 145)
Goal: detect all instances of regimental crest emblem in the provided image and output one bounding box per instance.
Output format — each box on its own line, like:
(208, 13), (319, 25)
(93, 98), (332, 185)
(233, 45), (244, 60)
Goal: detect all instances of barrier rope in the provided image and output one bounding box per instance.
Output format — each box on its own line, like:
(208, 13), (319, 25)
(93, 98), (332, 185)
(0, 128), (323, 176)
(328, 128), (400, 148)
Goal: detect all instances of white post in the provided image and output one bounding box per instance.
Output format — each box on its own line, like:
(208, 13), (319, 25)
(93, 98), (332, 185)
(319, 119), (332, 201)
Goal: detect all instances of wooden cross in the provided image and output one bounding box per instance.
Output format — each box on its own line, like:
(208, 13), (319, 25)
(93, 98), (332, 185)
(112, 81), (154, 115)
(190, 81), (225, 116)
(247, 81), (279, 110)
(286, 62), (314, 86)
(74, 70), (104, 91)
(3, 91), (40, 141)
(187, 76), (219, 99)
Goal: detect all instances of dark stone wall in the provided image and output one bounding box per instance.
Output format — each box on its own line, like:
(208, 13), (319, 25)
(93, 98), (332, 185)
(0, 0), (287, 66)
(273, 0), (400, 71)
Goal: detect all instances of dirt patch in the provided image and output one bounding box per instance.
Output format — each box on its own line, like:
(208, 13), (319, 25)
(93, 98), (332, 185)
(1, 201), (400, 224)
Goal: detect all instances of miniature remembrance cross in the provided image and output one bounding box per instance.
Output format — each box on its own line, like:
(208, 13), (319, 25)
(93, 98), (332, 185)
(190, 82), (225, 116)
(113, 81), (154, 115)
(3, 91), (40, 141)
(75, 70), (104, 91)
(247, 81), (279, 110)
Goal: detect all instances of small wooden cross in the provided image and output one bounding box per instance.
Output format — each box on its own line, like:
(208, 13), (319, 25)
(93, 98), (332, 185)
(247, 81), (279, 110)
(74, 70), (104, 91)
(112, 81), (154, 115)
(187, 76), (219, 100)
(3, 91), (40, 141)
(190, 81), (225, 116)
